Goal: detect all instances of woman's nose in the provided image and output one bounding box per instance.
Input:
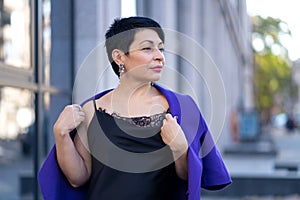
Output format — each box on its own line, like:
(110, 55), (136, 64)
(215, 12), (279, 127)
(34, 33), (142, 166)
(153, 48), (164, 62)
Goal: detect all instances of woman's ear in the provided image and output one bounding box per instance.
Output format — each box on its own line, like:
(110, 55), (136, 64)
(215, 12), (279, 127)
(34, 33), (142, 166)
(112, 49), (124, 65)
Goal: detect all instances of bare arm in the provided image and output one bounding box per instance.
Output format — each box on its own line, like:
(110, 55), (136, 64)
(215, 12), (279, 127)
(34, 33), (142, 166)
(161, 114), (188, 180)
(173, 150), (188, 180)
(53, 104), (92, 187)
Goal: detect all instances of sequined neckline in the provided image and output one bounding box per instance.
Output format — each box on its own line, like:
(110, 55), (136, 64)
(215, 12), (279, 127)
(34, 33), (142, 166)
(97, 107), (169, 128)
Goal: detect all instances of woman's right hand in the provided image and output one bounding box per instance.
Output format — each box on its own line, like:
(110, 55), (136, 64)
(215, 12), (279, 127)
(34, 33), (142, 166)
(53, 104), (91, 187)
(53, 104), (86, 138)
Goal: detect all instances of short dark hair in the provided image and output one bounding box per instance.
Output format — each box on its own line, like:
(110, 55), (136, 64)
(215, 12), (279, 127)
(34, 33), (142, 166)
(105, 16), (165, 77)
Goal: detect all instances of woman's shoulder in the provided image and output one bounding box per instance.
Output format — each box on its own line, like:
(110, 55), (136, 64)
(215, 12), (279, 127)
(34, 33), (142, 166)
(94, 90), (113, 112)
(83, 90), (113, 108)
(154, 84), (196, 104)
(81, 90), (114, 123)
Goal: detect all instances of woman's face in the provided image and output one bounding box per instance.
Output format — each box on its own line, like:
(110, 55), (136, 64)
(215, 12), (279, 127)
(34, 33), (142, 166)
(122, 28), (165, 82)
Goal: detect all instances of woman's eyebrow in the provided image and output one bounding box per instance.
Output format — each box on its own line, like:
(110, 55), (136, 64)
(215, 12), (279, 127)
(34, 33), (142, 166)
(139, 40), (163, 45)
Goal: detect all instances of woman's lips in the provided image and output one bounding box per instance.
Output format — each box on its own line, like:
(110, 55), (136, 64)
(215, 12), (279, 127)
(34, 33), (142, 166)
(150, 66), (163, 72)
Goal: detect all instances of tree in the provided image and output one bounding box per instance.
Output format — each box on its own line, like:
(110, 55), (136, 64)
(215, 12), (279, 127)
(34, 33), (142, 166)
(251, 16), (293, 122)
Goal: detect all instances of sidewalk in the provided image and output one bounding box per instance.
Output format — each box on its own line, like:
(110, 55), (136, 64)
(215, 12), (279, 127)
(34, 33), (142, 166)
(202, 127), (300, 199)
(1, 127), (299, 200)
(224, 127), (300, 175)
(0, 140), (33, 200)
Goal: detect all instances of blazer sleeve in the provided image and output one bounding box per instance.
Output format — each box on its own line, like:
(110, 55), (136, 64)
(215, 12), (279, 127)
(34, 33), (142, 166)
(38, 143), (88, 200)
(176, 94), (231, 200)
(38, 90), (112, 199)
(200, 129), (232, 190)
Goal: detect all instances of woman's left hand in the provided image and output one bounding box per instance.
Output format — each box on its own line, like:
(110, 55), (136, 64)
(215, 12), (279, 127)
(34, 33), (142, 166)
(160, 114), (188, 157)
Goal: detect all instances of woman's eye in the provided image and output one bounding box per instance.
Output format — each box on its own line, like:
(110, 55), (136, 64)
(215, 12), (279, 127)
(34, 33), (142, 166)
(142, 47), (152, 51)
(140, 47), (164, 52)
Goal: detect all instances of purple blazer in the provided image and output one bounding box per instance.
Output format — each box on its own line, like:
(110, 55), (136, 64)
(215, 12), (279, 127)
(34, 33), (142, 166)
(38, 84), (231, 200)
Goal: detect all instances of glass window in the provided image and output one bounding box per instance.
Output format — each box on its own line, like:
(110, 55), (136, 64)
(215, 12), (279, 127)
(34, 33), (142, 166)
(0, 87), (35, 199)
(0, 0), (51, 199)
(0, 0), (31, 69)
(0, 87), (35, 139)
(43, 0), (51, 87)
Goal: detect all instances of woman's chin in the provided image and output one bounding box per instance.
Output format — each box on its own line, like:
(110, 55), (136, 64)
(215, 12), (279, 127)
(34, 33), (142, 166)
(150, 75), (162, 82)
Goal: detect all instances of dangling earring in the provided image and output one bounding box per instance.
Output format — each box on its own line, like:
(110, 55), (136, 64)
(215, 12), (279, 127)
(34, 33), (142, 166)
(119, 64), (125, 75)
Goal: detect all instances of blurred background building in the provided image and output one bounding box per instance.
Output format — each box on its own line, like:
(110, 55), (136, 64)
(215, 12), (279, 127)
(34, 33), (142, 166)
(0, 0), (299, 199)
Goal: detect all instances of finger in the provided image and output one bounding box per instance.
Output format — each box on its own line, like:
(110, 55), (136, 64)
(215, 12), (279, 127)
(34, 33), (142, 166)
(75, 105), (82, 112)
(68, 104), (75, 109)
(77, 110), (85, 115)
(67, 105), (76, 113)
(78, 112), (86, 119)
(75, 104), (83, 111)
(69, 104), (81, 111)
(165, 113), (172, 120)
(74, 108), (85, 117)
(77, 115), (85, 123)
(73, 114), (85, 126)
(71, 111), (84, 122)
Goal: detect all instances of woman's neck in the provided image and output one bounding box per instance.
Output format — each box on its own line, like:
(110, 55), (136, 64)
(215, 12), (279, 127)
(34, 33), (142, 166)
(111, 79), (158, 116)
(115, 78), (154, 98)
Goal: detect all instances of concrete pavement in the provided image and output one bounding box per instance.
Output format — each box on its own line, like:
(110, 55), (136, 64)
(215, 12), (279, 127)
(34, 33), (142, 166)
(0, 140), (32, 200)
(0, 127), (300, 200)
(202, 127), (300, 199)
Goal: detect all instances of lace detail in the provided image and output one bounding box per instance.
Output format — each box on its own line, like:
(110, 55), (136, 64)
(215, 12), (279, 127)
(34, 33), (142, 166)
(98, 107), (169, 128)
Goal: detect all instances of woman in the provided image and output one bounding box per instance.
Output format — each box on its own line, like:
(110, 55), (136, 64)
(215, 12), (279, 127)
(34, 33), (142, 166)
(39, 16), (231, 200)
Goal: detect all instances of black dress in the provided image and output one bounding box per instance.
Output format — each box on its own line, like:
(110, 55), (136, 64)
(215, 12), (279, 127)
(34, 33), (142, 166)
(86, 100), (187, 200)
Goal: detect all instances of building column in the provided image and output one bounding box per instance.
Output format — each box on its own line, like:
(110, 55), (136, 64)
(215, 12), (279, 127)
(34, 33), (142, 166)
(49, 0), (74, 149)
(73, 0), (121, 103)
